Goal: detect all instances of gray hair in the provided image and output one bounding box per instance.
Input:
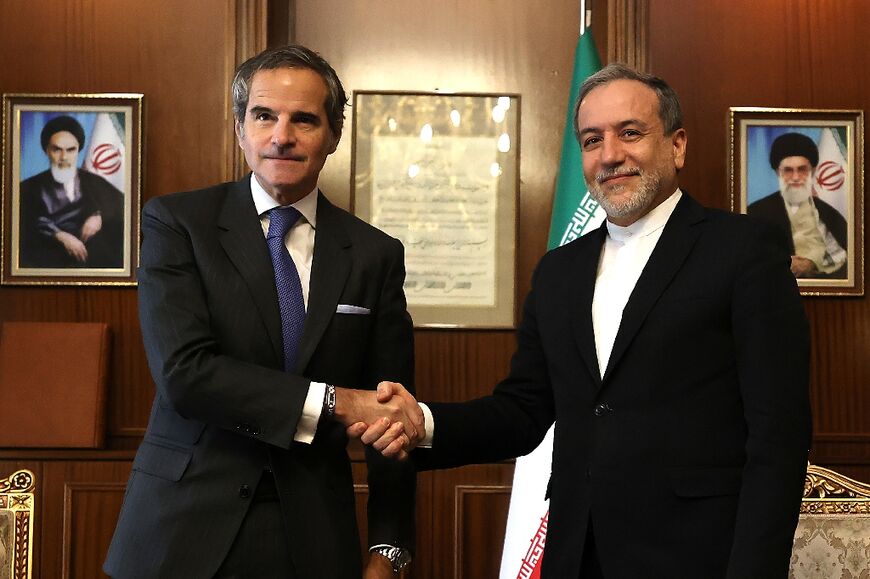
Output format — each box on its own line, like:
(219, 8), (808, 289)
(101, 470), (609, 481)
(573, 63), (683, 142)
(232, 44), (348, 137)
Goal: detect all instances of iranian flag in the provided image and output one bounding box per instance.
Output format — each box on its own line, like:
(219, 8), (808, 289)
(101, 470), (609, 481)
(498, 24), (604, 579)
(83, 112), (126, 192)
(813, 127), (848, 219)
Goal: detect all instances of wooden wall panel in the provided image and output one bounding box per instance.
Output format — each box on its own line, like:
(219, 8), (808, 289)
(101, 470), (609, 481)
(0, 0), (241, 446)
(62, 482), (127, 579)
(647, 0), (870, 480)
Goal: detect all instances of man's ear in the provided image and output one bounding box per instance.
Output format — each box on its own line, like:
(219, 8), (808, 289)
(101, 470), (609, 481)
(234, 120), (244, 147)
(328, 130), (341, 154)
(672, 128), (687, 171)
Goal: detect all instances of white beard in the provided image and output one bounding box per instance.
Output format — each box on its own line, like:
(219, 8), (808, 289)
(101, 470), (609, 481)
(51, 165), (77, 185)
(588, 166), (663, 221)
(779, 174), (813, 206)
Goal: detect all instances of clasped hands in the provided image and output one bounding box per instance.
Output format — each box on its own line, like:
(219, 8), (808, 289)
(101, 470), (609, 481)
(335, 382), (423, 460)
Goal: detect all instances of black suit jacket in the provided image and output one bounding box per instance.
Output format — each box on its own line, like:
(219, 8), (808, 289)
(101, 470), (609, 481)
(415, 194), (811, 578)
(105, 177), (415, 578)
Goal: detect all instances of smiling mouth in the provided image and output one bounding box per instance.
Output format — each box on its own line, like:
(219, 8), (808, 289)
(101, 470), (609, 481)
(599, 172), (639, 185)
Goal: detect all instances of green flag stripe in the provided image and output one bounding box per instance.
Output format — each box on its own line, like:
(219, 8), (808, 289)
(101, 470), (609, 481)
(547, 31), (602, 251)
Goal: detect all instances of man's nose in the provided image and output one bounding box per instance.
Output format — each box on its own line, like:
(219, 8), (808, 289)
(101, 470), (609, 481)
(271, 118), (296, 146)
(599, 135), (625, 165)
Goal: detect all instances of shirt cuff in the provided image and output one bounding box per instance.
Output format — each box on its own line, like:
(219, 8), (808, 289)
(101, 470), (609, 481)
(293, 381), (325, 444)
(418, 402), (434, 448)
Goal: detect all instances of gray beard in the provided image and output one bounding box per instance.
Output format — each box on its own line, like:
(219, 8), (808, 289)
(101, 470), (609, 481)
(51, 165), (77, 185)
(779, 175), (813, 205)
(588, 166), (663, 221)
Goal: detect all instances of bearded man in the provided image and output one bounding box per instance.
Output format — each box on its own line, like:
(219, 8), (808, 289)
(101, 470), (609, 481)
(748, 132), (847, 278)
(360, 63), (812, 578)
(19, 115), (124, 268)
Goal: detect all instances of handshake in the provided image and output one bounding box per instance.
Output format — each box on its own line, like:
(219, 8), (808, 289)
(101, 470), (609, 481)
(335, 382), (426, 460)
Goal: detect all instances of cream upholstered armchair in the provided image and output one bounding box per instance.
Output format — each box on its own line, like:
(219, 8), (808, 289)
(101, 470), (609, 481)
(790, 463), (870, 579)
(0, 469), (35, 579)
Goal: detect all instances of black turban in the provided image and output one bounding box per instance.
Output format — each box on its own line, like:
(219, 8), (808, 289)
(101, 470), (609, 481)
(40, 115), (86, 151)
(769, 132), (818, 170)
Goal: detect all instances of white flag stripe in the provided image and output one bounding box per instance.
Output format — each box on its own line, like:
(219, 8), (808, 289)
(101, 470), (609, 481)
(814, 128), (848, 219)
(83, 113), (126, 192)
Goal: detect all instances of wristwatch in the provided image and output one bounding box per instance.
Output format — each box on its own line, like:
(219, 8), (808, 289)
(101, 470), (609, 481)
(371, 545), (412, 573)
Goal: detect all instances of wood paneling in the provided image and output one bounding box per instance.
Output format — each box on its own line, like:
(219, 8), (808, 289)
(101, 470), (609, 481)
(62, 482), (127, 579)
(2, 0), (867, 577)
(647, 0), (870, 481)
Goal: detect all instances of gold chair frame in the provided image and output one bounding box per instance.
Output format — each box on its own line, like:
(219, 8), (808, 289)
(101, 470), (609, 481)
(791, 463), (870, 579)
(802, 462), (870, 513)
(0, 469), (35, 579)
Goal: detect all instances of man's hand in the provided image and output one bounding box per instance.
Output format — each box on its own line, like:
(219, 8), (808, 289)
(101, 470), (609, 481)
(790, 255), (817, 278)
(336, 381), (424, 460)
(55, 231), (88, 262)
(363, 552), (396, 578)
(80, 213), (103, 242)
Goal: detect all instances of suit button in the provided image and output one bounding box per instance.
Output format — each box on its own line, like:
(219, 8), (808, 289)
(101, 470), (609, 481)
(239, 484), (251, 498)
(250, 425), (261, 436)
(593, 403), (613, 416)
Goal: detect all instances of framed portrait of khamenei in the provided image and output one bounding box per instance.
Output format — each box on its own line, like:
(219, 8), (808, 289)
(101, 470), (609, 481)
(2, 93), (143, 286)
(730, 108), (864, 296)
(351, 91), (519, 328)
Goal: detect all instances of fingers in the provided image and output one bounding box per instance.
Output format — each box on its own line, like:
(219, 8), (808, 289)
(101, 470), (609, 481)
(376, 381), (400, 403)
(345, 421), (368, 439)
(360, 417), (393, 445)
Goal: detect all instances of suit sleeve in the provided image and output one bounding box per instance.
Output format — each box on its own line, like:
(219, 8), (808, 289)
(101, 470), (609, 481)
(362, 238), (418, 552)
(413, 261), (556, 471)
(138, 197), (310, 449)
(727, 220), (812, 577)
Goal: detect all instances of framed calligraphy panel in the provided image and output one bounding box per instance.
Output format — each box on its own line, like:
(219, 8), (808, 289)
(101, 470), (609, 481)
(352, 91), (519, 328)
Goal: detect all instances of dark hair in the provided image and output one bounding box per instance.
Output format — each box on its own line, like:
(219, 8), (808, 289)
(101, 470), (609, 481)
(40, 115), (85, 151)
(573, 63), (683, 142)
(232, 44), (348, 137)
(769, 132), (819, 170)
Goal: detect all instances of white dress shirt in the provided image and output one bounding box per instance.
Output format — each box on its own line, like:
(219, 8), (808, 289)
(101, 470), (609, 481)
(592, 189), (682, 376)
(250, 174), (324, 443)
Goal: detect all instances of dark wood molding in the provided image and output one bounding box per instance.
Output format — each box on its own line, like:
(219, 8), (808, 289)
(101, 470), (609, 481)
(606, 0), (649, 70)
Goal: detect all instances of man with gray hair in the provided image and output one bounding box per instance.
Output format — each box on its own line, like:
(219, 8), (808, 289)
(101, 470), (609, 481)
(748, 132), (847, 278)
(363, 63), (811, 578)
(105, 44), (421, 578)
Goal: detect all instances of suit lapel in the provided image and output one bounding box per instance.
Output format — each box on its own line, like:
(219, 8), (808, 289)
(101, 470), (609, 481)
(603, 194), (705, 381)
(571, 223), (607, 387)
(217, 177), (284, 364)
(295, 192), (352, 372)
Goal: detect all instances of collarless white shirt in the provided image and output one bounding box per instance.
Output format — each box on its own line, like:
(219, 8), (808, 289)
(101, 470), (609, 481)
(250, 174), (323, 443)
(591, 188), (682, 378)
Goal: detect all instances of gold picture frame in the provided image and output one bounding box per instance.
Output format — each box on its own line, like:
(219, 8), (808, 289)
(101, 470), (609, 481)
(2, 93), (143, 286)
(729, 107), (864, 296)
(0, 469), (35, 579)
(351, 91), (519, 328)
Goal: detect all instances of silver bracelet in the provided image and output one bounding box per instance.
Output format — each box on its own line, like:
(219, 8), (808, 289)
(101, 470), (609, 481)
(323, 384), (336, 419)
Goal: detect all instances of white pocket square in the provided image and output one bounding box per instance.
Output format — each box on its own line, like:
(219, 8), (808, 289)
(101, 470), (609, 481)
(336, 304), (370, 315)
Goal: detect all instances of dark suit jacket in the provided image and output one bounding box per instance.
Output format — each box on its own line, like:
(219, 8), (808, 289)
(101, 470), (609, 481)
(19, 168), (124, 268)
(415, 194), (811, 578)
(104, 177), (415, 578)
(747, 191), (848, 278)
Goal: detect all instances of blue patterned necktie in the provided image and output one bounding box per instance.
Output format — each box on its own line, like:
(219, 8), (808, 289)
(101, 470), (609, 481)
(266, 206), (306, 372)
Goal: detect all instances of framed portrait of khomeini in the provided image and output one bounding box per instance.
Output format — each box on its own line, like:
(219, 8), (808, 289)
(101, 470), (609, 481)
(730, 107), (864, 296)
(2, 93), (143, 286)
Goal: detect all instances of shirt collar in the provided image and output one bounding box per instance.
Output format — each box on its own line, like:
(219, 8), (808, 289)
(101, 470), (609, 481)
(606, 188), (682, 242)
(250, 174), (318, 228)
